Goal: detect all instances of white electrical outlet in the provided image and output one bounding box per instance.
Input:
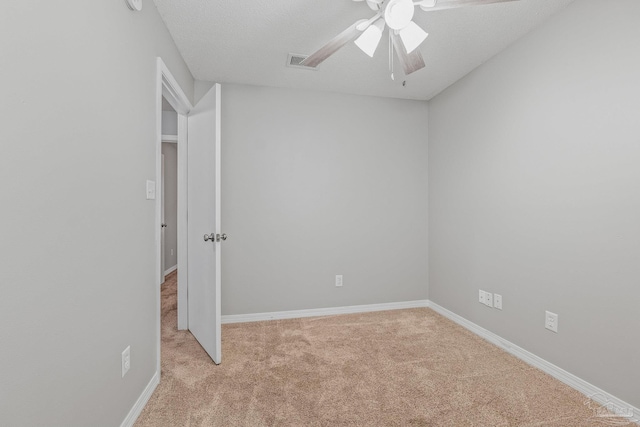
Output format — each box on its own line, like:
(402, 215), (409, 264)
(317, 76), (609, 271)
(545, 311), (558, 333)
(485, 292), (493, 308)
(494, 294), (502, 310)
(122, 346), (131, 378)
(335, 275), (343, 287)
(479, 290), (485, 304)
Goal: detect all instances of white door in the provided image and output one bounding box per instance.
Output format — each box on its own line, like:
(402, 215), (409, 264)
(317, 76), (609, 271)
(187, 83), (223, 364)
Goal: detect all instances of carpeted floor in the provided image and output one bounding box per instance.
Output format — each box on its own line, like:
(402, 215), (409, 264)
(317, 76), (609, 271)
(135, 271), (629, 426)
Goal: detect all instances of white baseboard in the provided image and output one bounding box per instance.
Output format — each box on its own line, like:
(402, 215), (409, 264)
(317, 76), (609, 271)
(120, 371), (159, 427)
(164, 264), (177, 276)
(221, 299), (430, 324)
(428, 302), (639, 424)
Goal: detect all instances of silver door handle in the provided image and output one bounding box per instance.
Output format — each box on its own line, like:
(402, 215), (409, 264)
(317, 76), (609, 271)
(204, 233), (227, 242)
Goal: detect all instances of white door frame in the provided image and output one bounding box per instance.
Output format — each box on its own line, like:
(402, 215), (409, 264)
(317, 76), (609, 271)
(155, 58), (192, 372)
(160, 152), (165, 283)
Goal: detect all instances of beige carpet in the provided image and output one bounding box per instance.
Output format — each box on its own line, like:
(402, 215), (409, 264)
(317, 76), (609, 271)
(135, 271), (629, 426)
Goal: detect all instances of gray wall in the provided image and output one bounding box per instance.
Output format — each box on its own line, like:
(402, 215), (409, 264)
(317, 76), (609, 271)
(0, 1), (193, 426)
(221, 84), (429, 315)
(162, 142), (178, 272)
(162, 110), (178, 135)
(428, 0), (640, 409)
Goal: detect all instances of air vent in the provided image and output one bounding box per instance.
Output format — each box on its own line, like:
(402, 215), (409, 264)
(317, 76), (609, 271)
(286, 53), (318, 70)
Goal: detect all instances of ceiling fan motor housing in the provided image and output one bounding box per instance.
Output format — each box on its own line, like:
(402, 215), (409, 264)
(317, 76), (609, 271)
(385, 0), (415, 30)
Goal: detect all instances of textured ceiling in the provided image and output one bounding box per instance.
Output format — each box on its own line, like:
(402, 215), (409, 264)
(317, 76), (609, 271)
(152, 0), (575, 100)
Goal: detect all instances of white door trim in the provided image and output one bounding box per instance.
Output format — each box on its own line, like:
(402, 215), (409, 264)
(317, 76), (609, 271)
(175, 113), (189, 331)
(155, 58), (192, 376)
(160, 153), (166, 284)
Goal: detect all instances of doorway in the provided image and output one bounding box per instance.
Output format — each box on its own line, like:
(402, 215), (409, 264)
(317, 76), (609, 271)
(155, 59), (191, 376)
(161, 101), (179, 284)
(155, 58), (223, 370)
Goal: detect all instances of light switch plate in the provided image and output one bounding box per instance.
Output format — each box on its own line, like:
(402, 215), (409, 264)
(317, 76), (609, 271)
(146, 180), (156, 200)
(122, 346), (131, 377)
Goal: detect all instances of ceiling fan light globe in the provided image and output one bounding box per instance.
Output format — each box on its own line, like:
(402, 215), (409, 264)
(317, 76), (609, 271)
(384, 0), (415, 30)
(354, 19), (385, 57)
(399, 21), (428, 53)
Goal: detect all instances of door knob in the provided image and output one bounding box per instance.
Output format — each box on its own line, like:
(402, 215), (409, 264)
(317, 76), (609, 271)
(204, 233), (227, 242)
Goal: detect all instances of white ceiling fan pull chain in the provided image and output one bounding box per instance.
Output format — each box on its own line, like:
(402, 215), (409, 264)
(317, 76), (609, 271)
(390, 32), (395, 80)
(389, 32), (392, 71)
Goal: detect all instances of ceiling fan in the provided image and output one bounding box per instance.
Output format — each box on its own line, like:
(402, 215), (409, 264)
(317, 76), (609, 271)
(301, 0), (521, 78)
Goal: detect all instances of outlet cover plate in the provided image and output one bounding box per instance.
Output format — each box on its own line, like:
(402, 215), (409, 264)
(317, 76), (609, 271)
(122, 346), (131, 377)
(485, 292), (493, 308)
(545, 311), (558, 333)
(335, 275), (343, 287)
(494, 294), (502, 310)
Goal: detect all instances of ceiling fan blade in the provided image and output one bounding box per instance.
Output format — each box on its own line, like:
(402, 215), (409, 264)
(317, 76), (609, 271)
(301, 20), (367, 68)
(390, 31), (426, 75)
(419, 0), (521, 12)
